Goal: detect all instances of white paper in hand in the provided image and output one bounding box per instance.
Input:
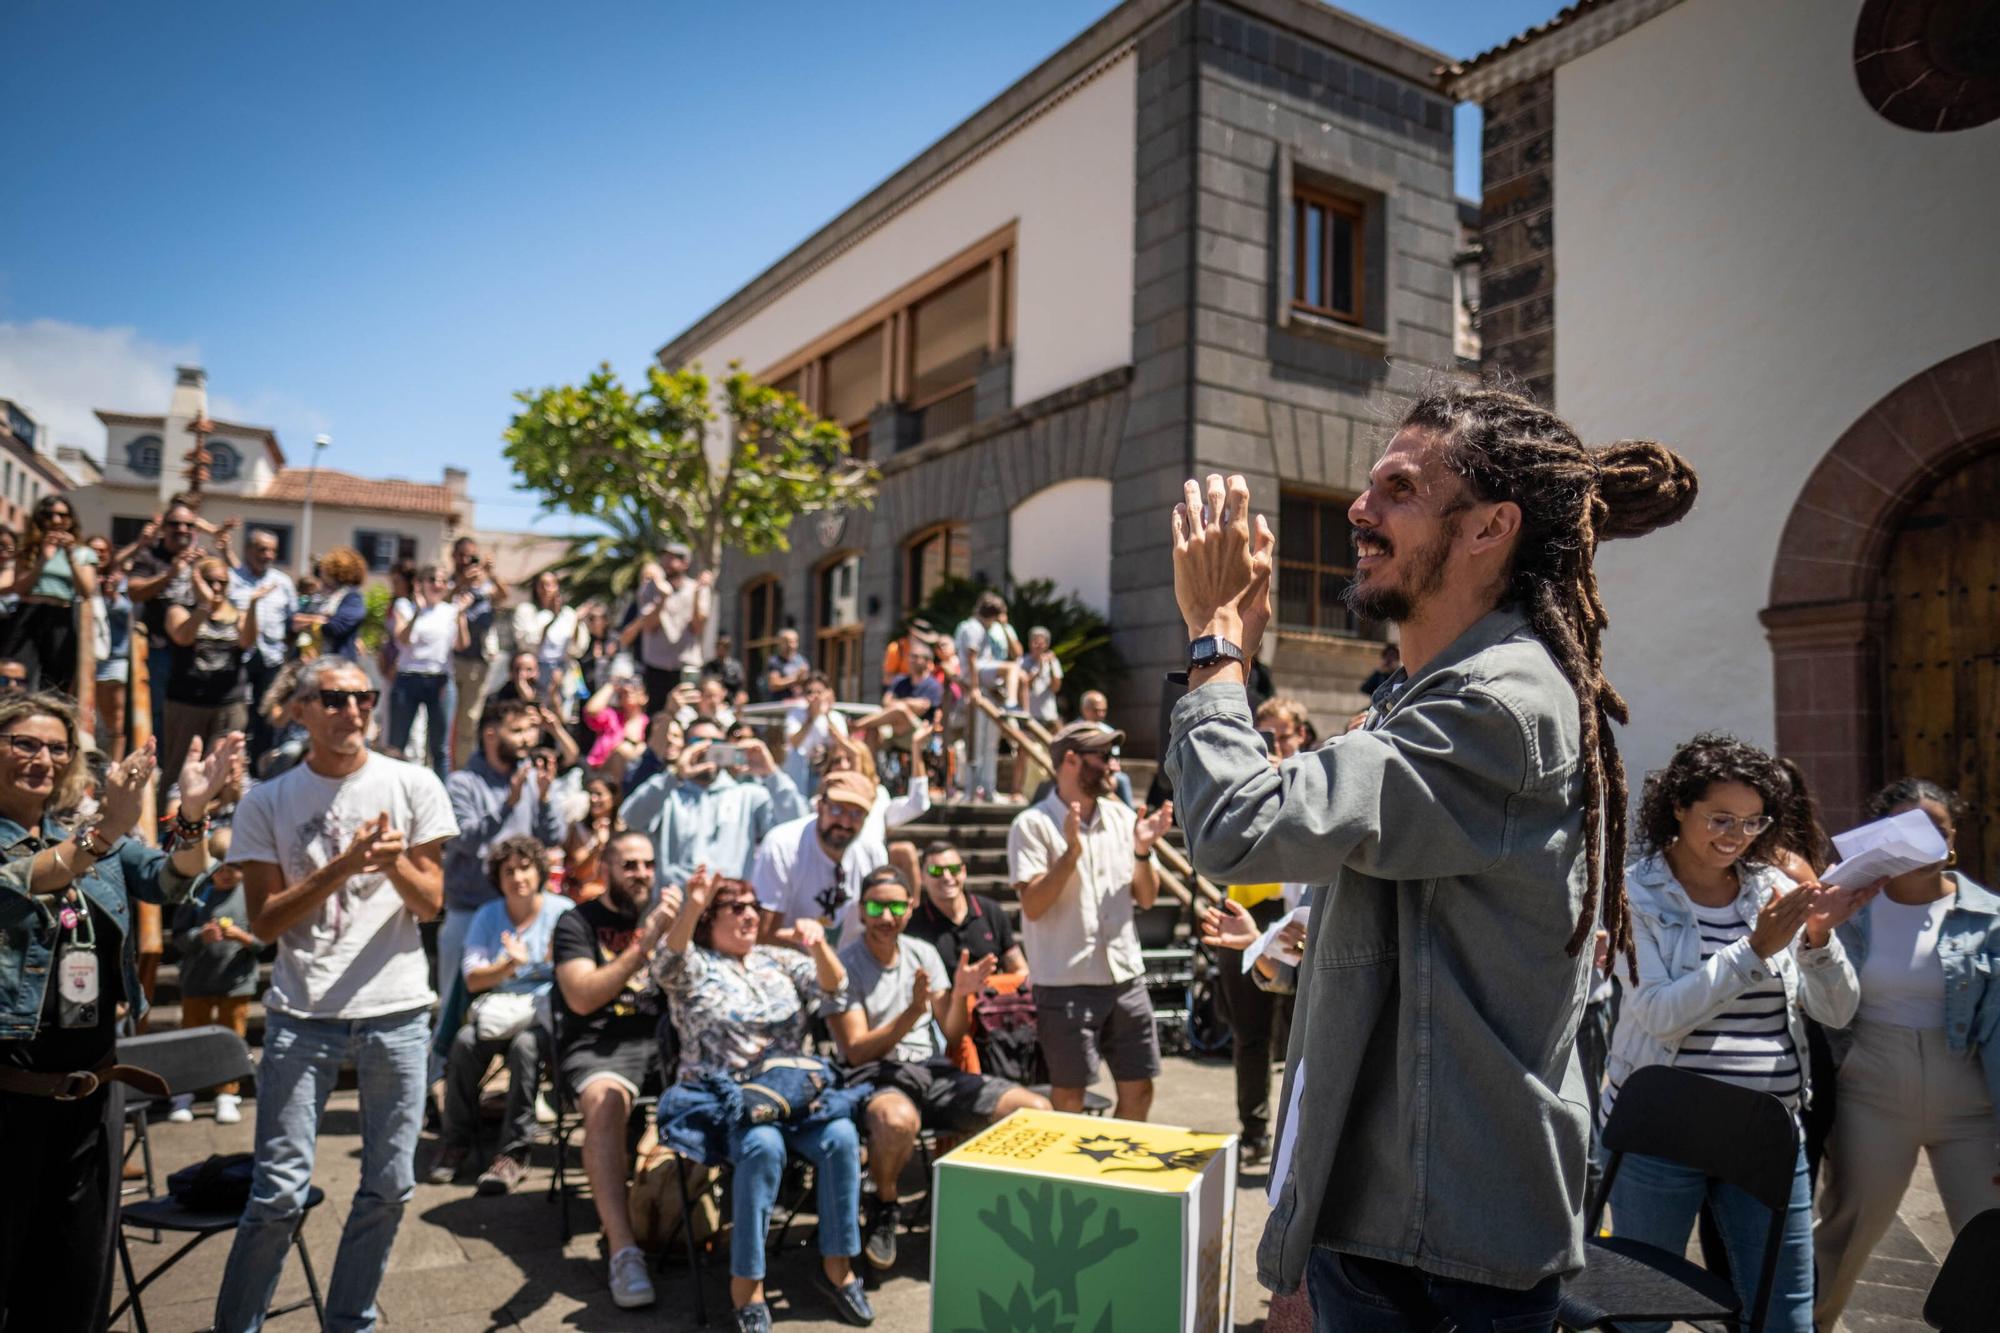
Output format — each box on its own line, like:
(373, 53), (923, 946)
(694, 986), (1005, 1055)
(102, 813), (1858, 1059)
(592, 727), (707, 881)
(1822, 809), (1948, 888)
(1242, 904), (1311, 973)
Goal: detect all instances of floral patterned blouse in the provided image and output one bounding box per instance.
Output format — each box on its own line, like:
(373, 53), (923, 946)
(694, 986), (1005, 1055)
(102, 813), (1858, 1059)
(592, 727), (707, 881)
(655, 943), (834, 1085)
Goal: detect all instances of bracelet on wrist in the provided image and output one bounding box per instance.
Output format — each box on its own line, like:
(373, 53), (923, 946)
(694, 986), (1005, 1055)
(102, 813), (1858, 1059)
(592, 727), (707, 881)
(73, 825), (114, 861)
(1134, 850), (1152, 861)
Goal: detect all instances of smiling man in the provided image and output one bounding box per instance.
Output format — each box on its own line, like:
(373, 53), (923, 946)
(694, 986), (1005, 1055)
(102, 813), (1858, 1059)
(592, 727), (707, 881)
(1166, 383), (1699, 1332)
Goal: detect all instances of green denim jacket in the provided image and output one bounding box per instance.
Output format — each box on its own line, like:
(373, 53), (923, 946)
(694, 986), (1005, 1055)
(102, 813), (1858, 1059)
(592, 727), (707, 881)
(1167, 609), (1594, 1293)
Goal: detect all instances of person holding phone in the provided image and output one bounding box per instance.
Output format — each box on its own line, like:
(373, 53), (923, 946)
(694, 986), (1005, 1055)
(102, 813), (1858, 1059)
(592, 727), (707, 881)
(620, 715), (803, 888)
(625, 543), (711, 714)
(1602, 735), (1871, 1332)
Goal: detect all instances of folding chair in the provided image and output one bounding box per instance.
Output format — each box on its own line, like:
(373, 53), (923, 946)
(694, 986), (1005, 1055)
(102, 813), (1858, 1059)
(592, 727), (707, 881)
(1924, 1207), (2000, 1332)
(1557, 1065), (1798, 1332)
(110, 1027), (327, 1333)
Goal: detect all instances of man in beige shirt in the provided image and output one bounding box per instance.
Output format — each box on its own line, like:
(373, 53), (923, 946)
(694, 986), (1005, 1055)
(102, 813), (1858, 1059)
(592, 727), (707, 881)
(1006, 721), (1173, 1120)
(624, 541), (710, 714)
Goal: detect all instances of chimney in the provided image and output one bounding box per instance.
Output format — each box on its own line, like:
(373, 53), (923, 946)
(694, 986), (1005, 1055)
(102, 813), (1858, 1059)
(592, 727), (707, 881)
(162, 365), (209, 501)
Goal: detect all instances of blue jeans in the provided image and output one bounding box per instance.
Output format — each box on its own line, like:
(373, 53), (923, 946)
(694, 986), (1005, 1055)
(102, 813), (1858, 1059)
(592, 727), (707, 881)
(725, 1117), (861, 1281)
(1306, 1248), (1561, 1332)
(1606, 1142), (1814, 1332)
(214, 1008), (430, 1333)
(388, 671), (450, 778)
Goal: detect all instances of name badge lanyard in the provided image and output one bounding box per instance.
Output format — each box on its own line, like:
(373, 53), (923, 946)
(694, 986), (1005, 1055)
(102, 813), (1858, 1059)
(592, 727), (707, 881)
(55, 890), (102, 1030)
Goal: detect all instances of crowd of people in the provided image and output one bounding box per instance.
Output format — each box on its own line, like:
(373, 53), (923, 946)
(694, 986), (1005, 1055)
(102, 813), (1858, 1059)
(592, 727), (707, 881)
(3, 444), (1995, 1333)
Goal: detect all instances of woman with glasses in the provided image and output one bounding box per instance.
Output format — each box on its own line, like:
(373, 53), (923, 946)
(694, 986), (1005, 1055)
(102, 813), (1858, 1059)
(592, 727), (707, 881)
(0, 494), (99, 697)
(0, 690), (240, 1331)
(1602, 733), (1871, 1332)
(656, 867), (868, 1332)
(1813, 777), (2000, 1327)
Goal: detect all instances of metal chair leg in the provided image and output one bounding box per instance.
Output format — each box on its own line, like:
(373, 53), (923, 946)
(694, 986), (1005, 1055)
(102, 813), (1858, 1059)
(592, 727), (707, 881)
(293, 1224), (327, 1325)
(115, 1226), (152, 1333)
(674, 1157), (710, 1328)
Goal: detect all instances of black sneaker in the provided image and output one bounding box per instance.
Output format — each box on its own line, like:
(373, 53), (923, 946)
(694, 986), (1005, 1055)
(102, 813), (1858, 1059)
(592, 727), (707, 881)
(1239, 1133), (1270, 1167)
(862, 1199), (899, 1270)
(811, 1268), (876, 1326)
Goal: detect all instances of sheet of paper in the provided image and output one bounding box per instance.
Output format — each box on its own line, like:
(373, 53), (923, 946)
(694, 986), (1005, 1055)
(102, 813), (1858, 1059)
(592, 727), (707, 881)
(1268, 1058), (1307, 1206)
(1242, 904), (1311, 973)
(1821, 808), (1949, 888)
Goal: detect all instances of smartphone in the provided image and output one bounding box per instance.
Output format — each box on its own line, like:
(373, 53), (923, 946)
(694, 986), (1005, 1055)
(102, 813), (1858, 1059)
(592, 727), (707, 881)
(679, 665), (704, 688)
(706, 742), (745, 769)
(1258, 728), (1280, 756)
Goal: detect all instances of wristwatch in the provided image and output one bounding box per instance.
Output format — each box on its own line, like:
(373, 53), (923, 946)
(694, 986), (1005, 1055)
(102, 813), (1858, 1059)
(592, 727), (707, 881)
(1188, 635), (1247, 670)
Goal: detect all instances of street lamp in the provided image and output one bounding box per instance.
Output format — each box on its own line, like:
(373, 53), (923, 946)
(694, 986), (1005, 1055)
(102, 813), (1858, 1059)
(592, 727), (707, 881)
(299, 434), (329, 569)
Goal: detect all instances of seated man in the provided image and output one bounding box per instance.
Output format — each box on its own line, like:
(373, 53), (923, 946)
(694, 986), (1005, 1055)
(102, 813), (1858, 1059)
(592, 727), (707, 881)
(908, 839), (1028, 976)
(432, 836), (573, 1192)
(830, 866), (1049, 1271)
(551, 830), (679, 1309)
(852, 641), (943, 742)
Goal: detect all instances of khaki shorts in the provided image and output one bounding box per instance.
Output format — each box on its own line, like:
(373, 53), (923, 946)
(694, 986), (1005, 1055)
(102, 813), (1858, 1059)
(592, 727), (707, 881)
(1034, 980), (1161, 1088)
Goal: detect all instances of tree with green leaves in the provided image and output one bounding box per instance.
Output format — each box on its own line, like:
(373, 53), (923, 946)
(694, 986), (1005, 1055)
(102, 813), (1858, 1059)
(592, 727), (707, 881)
(504, 363), (876, 606)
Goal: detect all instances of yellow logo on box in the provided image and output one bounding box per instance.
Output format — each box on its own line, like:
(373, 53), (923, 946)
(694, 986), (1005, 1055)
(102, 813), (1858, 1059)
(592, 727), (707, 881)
(947, 1109), (1230, 1194)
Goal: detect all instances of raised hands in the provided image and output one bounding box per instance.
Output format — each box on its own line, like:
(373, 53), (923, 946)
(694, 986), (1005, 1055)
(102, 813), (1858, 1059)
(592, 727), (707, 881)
(1171, 472), (1275, 657)
(98, 739), (160, 840)
(340, 813), (407, 877)
(499, 929), (533, 968)
(1749, 880), (1814, 960)
(178, 732), (246, 819)
(794, 916), (829, 955)
(1804, 878), (1882, 949)
(905, 964), (935, 1018)
(950, 947), (998, 999)
(1134, 800), (1173, 858)
(1199, 899), (1260, 951)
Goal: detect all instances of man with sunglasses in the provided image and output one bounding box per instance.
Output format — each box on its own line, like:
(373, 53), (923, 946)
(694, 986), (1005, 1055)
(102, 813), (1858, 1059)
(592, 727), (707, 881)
(908, 840), (1027, 977)
(0, 659), (26, 693)
(752, 770), (887, 949)
(126, 501), (204, 731)
(831, 866), (1050, 1270)
(213, 657), (458, 1333)
(551, 829), (679, 1308)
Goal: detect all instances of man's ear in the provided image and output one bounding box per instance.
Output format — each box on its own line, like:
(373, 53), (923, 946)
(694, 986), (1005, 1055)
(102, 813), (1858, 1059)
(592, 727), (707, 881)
(1465, 500), (1523, 556)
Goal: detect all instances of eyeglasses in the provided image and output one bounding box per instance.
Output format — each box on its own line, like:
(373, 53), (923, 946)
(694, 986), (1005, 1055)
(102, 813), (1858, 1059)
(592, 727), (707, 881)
(4, 735), (73, 763)
(1704, 813), (1774, 838)
(862, 900), (912, 919)
(313, 688), (381, 712)
(926, 863), (965, 878)
(0, 674), (26, 691)
(713, 900), (759, 917)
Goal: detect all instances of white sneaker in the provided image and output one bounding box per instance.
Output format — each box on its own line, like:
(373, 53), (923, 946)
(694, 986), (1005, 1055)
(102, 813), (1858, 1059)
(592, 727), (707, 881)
(214, 1093), (242, 1125)
(608, 1245), (655, 1309)
(168, 1094), (195, 1124)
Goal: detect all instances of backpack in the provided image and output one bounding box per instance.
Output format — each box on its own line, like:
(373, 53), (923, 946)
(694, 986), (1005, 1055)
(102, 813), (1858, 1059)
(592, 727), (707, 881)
(627, 1143), (720, 1253)
(971, 986), (1046, 1085)
(167, 1152), (258, 1214)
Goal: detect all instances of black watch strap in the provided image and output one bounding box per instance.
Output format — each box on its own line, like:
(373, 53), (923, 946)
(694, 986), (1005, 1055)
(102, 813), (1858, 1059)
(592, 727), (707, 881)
(1188, 635), (1247, 669)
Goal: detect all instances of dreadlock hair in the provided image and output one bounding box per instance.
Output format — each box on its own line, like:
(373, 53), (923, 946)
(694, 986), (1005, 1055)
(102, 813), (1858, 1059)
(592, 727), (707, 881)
(1400, 379), (1699, 980)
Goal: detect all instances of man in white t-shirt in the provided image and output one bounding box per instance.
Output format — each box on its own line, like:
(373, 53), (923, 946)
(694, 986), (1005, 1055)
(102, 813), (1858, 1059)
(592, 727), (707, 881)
(752, 770), (886, 949)
(1007, 720), (1173, 1121)
(213, 657), (459, 1333)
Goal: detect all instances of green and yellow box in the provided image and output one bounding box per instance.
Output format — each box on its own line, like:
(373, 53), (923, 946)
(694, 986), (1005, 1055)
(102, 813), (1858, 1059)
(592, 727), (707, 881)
(930, 1109), (1237, 1333)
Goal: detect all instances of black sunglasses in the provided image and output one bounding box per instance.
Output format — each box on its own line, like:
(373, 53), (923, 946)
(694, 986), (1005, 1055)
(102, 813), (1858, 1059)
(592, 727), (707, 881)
(314, 688), (381, 712)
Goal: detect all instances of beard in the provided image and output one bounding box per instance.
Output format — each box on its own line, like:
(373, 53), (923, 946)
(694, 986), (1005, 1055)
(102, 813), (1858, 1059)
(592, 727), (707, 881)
(605, 874), (648, 920)
(819, 818), (856, 851)
(1344, 512), (1460, 624)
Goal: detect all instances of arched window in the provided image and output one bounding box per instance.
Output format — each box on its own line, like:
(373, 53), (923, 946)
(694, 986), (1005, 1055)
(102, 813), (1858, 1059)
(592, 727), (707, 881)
(126, 434), (162, 478)
(207, 439), (242, 482)
(903, 521), (970, 615)
(815, 552), (864, 701)
(740, 576), (785, 692)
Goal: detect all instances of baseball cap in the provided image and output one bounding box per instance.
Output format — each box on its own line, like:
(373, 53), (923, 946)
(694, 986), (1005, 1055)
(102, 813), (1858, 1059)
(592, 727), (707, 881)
(1049, 720), (1124, 765)
(820, 770), (877, 812)
(661, 541), (693, 561)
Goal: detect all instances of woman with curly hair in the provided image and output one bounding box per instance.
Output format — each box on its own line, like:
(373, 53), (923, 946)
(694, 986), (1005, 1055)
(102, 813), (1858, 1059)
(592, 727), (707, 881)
(293, 546), (368, 661)
(1812, 777), (2000, 1327)
(1602, 733), (1872, 1331)
(0, 493), (99, 696)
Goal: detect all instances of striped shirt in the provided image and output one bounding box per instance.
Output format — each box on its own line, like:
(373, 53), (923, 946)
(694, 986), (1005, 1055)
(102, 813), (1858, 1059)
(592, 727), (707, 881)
(1601, 902), (1801, 1128)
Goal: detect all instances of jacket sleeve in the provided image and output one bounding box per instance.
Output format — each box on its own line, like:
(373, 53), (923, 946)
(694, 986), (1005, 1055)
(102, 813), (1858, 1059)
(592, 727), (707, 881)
(117, 838), (198, 906)
(1164, 679), (1527, 886)
(1619, 904), (1767, 1042)
(325, 589), (365, 640)
(0, 856), (37, 929)
(762, 771), (805, 825)
(447, 775), (510, 853)
(1795, 934), (1859, 1029)
(532, 787), (568, 847)
(620, 769), (678, 833)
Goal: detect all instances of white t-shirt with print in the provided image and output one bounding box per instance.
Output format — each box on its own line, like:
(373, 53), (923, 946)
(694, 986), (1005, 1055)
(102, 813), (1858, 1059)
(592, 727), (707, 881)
(393, 598), (459, 675)
(750, 813), (886, 949)
(229, 752), (460, 1020)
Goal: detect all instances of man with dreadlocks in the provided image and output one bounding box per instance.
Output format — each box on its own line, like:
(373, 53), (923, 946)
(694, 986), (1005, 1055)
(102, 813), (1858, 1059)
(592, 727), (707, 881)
(1165, 381), (1698, 1331)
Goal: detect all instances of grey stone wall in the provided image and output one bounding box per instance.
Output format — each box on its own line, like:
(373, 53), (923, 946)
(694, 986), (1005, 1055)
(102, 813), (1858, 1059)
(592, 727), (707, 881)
(1473, 74), (1554, 403)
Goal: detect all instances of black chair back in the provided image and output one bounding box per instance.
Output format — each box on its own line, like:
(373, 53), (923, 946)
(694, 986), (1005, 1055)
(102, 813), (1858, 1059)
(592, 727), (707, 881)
(1924, 1207), (2000, 1332)
(116, 1026), (255, 1097)
(1134, 900), (1184, 950)
(1594, 1066), (1799, 1333)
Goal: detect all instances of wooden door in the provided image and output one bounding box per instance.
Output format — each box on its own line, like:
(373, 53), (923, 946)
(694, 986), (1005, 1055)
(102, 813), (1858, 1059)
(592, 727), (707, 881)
(1882, 450), (2000, 884)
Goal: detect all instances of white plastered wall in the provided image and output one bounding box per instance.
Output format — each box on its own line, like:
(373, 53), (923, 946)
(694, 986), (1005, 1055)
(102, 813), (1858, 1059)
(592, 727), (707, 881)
(1551, 0), (2000, 793)
(1009, 478), (1113, 614)
(679, 53), (1136, 407)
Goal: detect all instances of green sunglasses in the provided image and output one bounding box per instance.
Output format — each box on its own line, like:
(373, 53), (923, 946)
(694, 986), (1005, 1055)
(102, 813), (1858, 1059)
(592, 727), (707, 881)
(862, 900), (912, 919)
(925, 863), (966, 877)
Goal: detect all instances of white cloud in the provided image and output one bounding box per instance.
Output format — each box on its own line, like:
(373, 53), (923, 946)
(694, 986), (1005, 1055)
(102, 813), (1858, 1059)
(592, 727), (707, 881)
(0, 319), (331, 461)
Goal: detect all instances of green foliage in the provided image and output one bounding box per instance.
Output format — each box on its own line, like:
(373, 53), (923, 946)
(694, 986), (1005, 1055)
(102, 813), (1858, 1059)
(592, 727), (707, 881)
(357, 584), (393, 654)
(906, 576), (1126, 713)
(503, 363), (877, 600)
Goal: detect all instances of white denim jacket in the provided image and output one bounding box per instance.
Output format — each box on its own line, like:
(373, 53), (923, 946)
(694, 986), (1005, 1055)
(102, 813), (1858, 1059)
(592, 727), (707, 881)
(1606, 852), (1859, 1110)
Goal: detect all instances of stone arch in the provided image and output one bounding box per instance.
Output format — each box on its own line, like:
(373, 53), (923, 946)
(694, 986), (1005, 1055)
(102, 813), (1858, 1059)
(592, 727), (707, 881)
(1761, 339), (2000, 828)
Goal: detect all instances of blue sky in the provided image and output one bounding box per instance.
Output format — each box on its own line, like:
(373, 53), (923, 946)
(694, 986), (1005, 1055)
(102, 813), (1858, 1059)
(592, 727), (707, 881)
(0, 0), (1559, 534)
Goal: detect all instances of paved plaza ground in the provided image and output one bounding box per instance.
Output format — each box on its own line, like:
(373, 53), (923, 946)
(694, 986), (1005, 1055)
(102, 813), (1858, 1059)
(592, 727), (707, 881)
(112, 1052), (1947, 1331)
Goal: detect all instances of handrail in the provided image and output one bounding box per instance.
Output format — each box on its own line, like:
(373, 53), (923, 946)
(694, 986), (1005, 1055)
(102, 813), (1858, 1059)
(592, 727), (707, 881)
(967, 693), (1222, 908)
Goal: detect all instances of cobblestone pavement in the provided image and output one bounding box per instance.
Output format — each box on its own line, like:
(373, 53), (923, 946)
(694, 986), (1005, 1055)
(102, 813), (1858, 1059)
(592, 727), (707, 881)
(111, 1054), (1943, 1331)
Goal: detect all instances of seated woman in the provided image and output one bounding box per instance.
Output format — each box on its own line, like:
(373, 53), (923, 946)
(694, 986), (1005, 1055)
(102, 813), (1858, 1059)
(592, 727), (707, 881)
(1604, 734), (1871, 1332)
(655, 869), (870, 1332)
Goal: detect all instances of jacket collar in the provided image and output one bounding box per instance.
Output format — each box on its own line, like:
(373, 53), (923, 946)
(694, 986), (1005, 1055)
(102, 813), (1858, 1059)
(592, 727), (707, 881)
(1627, 850), (1772, 919)
(0, 810), (65, 853)
(1380, 608), (1532, 712)
(1949, 872), (1999, 915)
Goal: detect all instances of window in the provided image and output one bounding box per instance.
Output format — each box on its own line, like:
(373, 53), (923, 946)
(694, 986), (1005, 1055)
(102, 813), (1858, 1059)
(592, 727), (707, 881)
(1292, 188), (1366, 324)
(5, 404), (34, 448)
(741, 576), (786, 691)
(904, 522), (970, 613)
(822, 328), (884, 436)
(1854, 0), (2000, 132)
(1276, 491), (1373, 636)
(126, 434), (163, 478)
(245, 522), (295, 566)
(815, 553), (864, 701)
(353, 529), (416, 573)
(207, 439), (242, 482)
(110, 515), (151, 549)
(909, 268), (990, 407)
